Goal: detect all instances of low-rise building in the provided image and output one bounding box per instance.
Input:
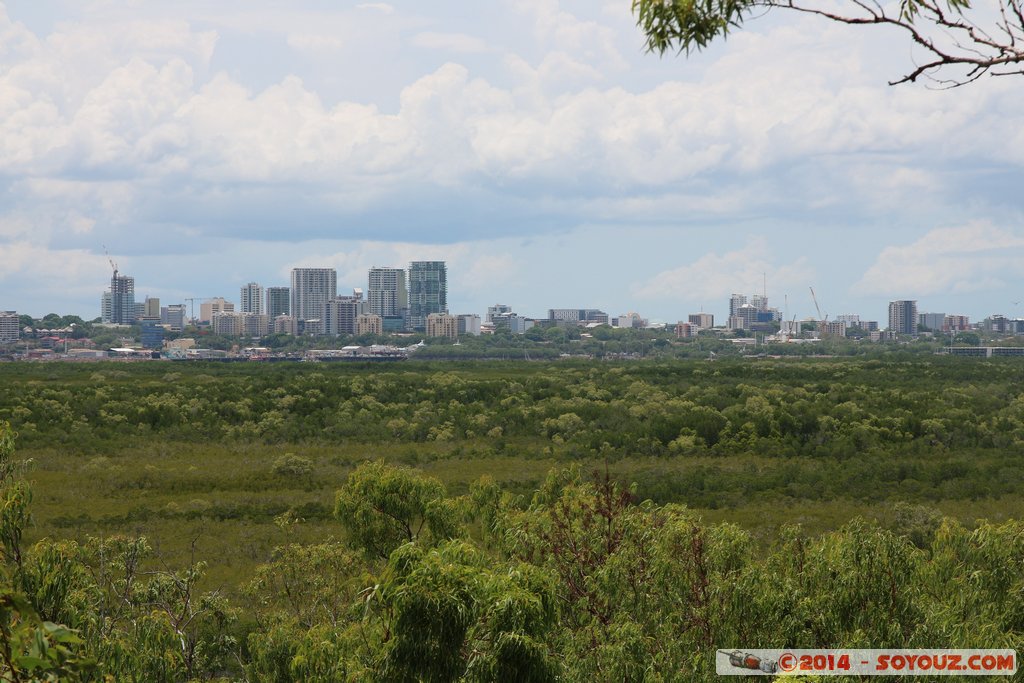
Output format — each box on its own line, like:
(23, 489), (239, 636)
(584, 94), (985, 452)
(457, 314), (481, 336)
(675, 322), (697, 338)
(356, 313), (383, 336)
(426, 313), (458, 339)
(688, 313), (713, 329)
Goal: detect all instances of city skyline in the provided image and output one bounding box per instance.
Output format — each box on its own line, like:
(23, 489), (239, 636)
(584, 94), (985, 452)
(1, 259), (1006, 331)
(2, 3), (1023, 324)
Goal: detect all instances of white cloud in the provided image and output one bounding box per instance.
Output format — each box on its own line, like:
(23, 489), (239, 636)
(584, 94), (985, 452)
(287, 33), (345, 52)
(631, 238), (815, 304)
(412, 32), (488, 53)
(356, 3), (394, 13)
(855, 222), (1024, 296)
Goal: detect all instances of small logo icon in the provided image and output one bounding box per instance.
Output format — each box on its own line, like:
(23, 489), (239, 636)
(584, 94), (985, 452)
(723, 650), (778, 674)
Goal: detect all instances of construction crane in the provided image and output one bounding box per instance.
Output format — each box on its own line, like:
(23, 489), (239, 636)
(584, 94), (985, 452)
(102, 244), (117, 278)
(184, 297), (216, 325)
(809, 286), (830, 337)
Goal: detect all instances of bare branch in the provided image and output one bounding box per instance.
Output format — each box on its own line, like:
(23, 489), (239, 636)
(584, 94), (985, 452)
(634, 0), (1024, 86)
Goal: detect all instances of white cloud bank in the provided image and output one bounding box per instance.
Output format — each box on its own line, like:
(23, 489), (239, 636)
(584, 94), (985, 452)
(855, 222), (1024, 297)
(631, 238), (814, 305)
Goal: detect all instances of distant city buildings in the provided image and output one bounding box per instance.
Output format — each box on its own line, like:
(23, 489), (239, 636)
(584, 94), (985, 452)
(290, 268), (337, 322)
(426, 313), (458, 339)
(273, 315), (297, 336)
(240, 282), (264, 315)
(457, 314), (481, 336)
(548, 309), (609, 325)
(945, 314), (970, 332)
(200, 298), (234, 323)
(918, 311), (945, 332)
(0, 311), (18, 342)
(675, 322), (697, 338)
(368, 267), (408, 328)
(102, 271), (135, 324)
(614, 312), (646, 329)
(486, 304), (513, 323)
(688, 313), (713, 329)
(408, 261), (447, 331)
(726, 293), (780, 331)
(161, 305), (186, 331)
(889, 300), (918, 335)
(491, 308), (533, 334)
(266, 287), (290, 318)
(356, 313), (383, 336)
(139, 317), (163, 349)
(144, 297), (160, 318)
(324, 292), (365, 336)
(212, 311), (271, 337)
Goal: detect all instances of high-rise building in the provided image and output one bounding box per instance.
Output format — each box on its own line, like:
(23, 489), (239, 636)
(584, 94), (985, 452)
(144, 297), (160, 318)
(408, 261), (447, 331)
(266, 287), (290, 318)
(240, 282), (264, 315)
(889, 300), (918, 335)
(729, 294), (748, 318)
(0, 311), (18, 343)
(102, 272), (135, 324)
(368, 268), (408, 317)
(291, 268), (337, 322)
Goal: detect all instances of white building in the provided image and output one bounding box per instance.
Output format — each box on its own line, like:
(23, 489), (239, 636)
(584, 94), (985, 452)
(0, 311), (18, 343)
(368, 267), (408, 318)
(240, 282), (264, 315)
(457, 314), (481, 336)
(291, 268), (337, 322)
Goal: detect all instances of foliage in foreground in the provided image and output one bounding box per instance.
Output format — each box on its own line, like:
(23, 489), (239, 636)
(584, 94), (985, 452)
(3, 415), (1024, 681)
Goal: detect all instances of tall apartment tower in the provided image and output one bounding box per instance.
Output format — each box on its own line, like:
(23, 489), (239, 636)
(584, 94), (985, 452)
(889, 300), (918, 335)
(368, 268), (408, 318)
(407, 261), (447, 331)
(729, 294), (747, 318)
(290, 268), (336, 322)
(266, 287), (290, 318)
(240, 282), (264, 315)
(102, 272), (135, 324)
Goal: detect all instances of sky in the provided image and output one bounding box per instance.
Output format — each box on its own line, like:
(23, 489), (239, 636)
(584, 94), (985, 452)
(2, 0), (1024, 324)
